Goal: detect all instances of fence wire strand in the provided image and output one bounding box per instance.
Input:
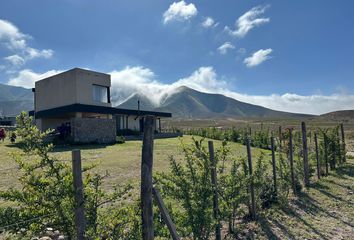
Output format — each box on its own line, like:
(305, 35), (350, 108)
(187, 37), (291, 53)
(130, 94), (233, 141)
(0, 214), (55, 230)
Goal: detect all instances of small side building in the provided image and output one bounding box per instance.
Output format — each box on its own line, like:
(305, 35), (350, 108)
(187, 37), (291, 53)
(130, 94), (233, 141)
(32, 68), (171, 144)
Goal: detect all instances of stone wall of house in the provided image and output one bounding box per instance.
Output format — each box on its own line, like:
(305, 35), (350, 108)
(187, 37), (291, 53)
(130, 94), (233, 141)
(71, 118), (116, 144)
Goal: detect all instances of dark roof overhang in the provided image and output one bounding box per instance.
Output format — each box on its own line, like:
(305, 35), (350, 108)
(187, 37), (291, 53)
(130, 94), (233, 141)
(34, 104), (172, 119)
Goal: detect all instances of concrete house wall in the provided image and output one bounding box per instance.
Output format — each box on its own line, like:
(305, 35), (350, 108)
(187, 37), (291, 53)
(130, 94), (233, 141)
(35, 68), (112, 131)
(35, 68), (111, 112)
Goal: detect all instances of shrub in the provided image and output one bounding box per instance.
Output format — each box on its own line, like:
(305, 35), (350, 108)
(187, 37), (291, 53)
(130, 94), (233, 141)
(0, 112), (136, 239)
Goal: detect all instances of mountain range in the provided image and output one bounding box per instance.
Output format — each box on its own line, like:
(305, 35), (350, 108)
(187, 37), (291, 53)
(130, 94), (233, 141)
(0, 83), (33, 116)
(0, 83), (352, 120)
(118, 86), (311, 119)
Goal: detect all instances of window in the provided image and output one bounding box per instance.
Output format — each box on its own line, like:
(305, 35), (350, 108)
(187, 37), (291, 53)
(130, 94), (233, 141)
(92, 84), (109, 103)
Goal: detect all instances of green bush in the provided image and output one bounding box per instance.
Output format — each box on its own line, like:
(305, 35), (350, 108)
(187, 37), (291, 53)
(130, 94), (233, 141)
(0, 112), (136, 239)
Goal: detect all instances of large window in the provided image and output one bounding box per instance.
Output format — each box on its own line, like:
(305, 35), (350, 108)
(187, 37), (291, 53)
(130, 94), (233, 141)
(92, 84), (109, 103)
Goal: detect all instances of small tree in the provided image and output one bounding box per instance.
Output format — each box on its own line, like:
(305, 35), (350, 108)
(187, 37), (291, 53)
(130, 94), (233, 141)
(155, 138), (215, 240)
(0, 112), (135, 239)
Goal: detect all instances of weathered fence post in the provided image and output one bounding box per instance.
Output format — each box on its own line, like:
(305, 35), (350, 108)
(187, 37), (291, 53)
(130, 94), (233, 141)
(314, 133), (320, 179)
(336, 129), (342, 165)
(152, 187), (180, 240)
(323, 133), (329, 175)
(72, 149), (86, 240)
(141, 116), (155, 240)
(246, 137), (256, 220)
(278, 126), (282, 150)
(270, 136), (277, 197)
(340, 123), (346, 163)
(289, 129), (297, 195)
(301, 122), (310, 187)
(330, 136), (336, 170)
(208, 141), (221, 240)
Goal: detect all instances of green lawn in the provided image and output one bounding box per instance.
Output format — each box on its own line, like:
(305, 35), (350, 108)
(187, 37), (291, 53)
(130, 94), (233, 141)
(0, 135), (269, 190)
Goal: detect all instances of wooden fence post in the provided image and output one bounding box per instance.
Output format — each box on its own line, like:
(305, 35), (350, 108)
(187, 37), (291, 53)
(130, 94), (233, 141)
(314, 133), (320, 179)
(330, 136), (336, 170)
(270, 136), (277, 197)
(278, 126), (282, 150)
(323, 133), (329, 175)
(152, 187), (180, 240)
(336, 129), (342, 165)
(141, 116), (155, 240)
(208, 141), (221, 240)
(289, 129), (297, 195)
(72, 149), (86, 240)
(301, 122), (310, 187)
(340, 123), (346, 163)
(246, 137), (256, 220)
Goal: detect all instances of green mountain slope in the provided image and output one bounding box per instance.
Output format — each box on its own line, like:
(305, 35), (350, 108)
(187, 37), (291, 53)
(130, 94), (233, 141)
(0, 84), (33, 116)
(118, 86), (312, 119)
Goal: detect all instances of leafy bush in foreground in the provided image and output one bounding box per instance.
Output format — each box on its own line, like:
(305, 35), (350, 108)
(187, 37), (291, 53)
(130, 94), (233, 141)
(0, 112), (137, 239)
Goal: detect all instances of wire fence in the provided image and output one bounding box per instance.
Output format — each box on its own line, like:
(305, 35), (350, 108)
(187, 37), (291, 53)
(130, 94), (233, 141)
(0, 214), (55, 230)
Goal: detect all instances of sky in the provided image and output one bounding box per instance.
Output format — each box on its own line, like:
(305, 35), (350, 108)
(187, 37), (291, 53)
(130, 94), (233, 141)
(0, 0), (353, 114)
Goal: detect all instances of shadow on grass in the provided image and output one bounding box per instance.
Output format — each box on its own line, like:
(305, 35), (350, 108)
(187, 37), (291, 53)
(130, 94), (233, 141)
(314, 183), (354, 206)
(322, 178), (353, 190)
(257, 216), (281, 240)
(277, 203), (330, 240)
(52, 143), (111, 152)
(5, 142), (115, 153)
(270, 218), (297, 240)
(256, 161), (354, 239)
(333, 162), (354, 178)
(4, 142), (24, 149)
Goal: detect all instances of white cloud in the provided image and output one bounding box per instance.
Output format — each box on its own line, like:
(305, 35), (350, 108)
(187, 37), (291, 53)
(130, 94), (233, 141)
(223, 92), (354, 115)
(7, 69), (62, 88)
(0, 19), (54, 67)
(0, 19), (28, 50)
(202, 17), (218, 28)
(4, 55), (25, 66)
(217, 42), (235, 55)
(225, 5), (270, 38)
(163, 1), (198, 24)
(26, 48), (53, 59)
(108, 65), (353, 115)
(109, 66), (225, 107)
(244, 48), (273, 67)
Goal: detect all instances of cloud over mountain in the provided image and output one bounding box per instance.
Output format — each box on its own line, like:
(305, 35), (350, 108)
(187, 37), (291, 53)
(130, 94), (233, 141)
(109, 66), (353, 115)
(4, 65), (353, 115)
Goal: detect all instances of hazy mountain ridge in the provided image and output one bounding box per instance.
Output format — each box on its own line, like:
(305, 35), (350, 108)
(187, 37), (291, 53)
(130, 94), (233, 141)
(1, 83), (352, 119)
(0, 83), (33, 101)
(0, 84), (33, 116)
(320, 110), (354, 121)
(118, 86), (313, 119)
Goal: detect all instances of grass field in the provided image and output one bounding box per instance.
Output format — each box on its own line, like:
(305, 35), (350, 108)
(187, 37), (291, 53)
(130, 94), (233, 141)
(0, 135), (269, 190)
(229, 159), (354, 239)
(0, 135), (353, 239)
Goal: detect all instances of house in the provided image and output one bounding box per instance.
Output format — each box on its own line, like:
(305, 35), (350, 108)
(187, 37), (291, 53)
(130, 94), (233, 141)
(0, 116), (16, 126)
(32, 68), (172, 143)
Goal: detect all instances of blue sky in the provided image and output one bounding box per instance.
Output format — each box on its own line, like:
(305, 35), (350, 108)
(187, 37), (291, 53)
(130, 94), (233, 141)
(0, 0), (353, 114)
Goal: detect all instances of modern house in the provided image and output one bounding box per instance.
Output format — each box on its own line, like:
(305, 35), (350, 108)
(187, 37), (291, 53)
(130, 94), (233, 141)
(32, 68), (171, 143)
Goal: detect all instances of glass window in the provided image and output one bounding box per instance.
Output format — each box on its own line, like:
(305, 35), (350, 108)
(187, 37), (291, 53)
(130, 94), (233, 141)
(92, 84), (108, 103)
